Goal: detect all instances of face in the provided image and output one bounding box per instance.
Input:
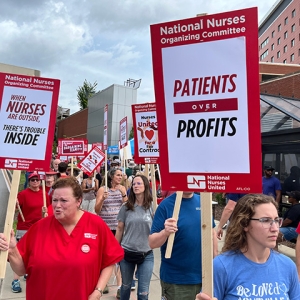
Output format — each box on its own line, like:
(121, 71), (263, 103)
(53, 159), (61, 171)
(244, 203), (279, 250)
(111, 169), (123, 184)
(29, 177), (40, 188)
(45, 174), (55, 186)
(264, 169), (273, 177)
(52, 187), (81, 223)
(132, 177), (145, 195)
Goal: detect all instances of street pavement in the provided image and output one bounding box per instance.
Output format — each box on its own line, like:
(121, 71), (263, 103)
(0, 222), (296, 300)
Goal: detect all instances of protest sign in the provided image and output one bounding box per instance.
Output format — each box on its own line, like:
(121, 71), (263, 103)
(58, 139), (88, 156)
(150, 7), (261, 192)
(131, 103), (160, 164)
(92, 142), (103, 150)
(77, 146), (105, 176)
(119, 116), (128, 149)
(0, 73), (60, 171)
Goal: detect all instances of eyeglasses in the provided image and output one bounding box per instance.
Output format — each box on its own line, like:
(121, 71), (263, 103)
(250, 217), (283, 229)
(30, 178), (40, 182)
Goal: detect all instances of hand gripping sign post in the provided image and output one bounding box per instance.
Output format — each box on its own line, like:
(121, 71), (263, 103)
(0, 73), (60, 280)
(103, 104), (108, 191)
(151, 7), (261, 299)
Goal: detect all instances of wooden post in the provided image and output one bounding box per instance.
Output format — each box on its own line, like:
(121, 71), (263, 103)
(144, 164), (149, 180)
(0, 170), (21, 279)
(41, 180), (48, 218)
(105, 150), (108, 191)
(71, 157), (74, 176)
(165, 191), (183, 258)
(201, 192), (217, 300)
(150, 164), (157, 211)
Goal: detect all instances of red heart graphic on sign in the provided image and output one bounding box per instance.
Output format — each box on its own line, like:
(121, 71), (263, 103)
(145, 130), (154, 140)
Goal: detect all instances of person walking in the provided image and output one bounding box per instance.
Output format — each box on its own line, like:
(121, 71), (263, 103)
(149, 191), (217, 300)
(115, 175), (154, 300)
(81, 173), (98, 213)
(196, 194), (300, 300)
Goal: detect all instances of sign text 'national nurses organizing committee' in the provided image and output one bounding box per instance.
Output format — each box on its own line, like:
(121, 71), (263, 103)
(150, 7), (262, 192)
(0, 73), (60, 171)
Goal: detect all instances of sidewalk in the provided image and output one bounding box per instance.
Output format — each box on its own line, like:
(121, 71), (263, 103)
(0, 222), (296, 299)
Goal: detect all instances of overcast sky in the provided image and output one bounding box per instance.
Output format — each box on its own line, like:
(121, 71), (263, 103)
(0, 0), (277, 113)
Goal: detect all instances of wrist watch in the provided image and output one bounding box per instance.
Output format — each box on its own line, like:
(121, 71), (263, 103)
(94, 287), (103, 297)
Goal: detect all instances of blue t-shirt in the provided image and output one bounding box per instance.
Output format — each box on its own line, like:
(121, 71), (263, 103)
(262, 176), (281, 198)
(150, 193), (215, 284)
(214, 250), (300, 300)
(227, 193), (246, 202)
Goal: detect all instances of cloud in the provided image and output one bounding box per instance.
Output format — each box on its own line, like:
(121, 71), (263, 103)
(0, 0), (276, 113)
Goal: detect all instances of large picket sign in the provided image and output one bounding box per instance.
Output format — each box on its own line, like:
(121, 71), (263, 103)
(0, 73), (60, 171)
(150, 7), (261, 193)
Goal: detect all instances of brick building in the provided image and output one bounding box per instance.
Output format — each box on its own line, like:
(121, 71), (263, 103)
(259, 0), (300, 64)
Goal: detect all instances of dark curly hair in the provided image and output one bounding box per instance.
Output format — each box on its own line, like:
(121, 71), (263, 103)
(126, 175), (153, 211)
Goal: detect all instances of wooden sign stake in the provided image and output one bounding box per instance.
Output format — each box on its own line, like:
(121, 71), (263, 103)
(150, 164), (157, 212)
(201, 192), (217, 300)
(41, 180), (48, 218)
(165, 191), (183, 258)
(0, 170), (21, 279)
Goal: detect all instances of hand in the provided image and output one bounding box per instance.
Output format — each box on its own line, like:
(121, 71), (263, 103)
(0, 230), (17, 251)
(164, 218), (178, 236)
(102, 191), (109, 201)
(216, 226), (223, 240)
(88, 289), (102, 300)
(195, 292), (212, 300)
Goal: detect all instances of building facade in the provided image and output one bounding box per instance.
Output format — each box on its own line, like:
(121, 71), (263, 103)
(259, 0), (300, 64)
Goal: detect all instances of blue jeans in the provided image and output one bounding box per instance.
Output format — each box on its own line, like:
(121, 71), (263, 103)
(120, 251), (154, 300)
(280, 227), (298, 241)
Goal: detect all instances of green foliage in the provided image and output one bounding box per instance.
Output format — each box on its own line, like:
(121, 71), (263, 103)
(77, 79), (98, 110)
(129, 126), (134, 139)
(215, 193), (226, 206)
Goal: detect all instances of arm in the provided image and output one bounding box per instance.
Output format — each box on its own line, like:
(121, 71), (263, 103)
(81, 179), (91, 193)
(213, 229), (218, 257)
(282, 218), (293, 227)
(275, 189), (281, 205)
(94, 179), (99, 192)
(296, 234), (300, 280)
(0, 231), (26, 276)
(115, 221), (125, 244)
(88, 264), (114, 300)
(95, 187), (107, 214)
(148, 218), (177, 249)
(117, 185), (128, 202)
(216, 200), (236, 240)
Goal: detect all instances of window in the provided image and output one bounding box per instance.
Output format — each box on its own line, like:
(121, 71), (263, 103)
(291, 38), (295, 47)
(283, 59), (287, 64)
(271, 56), (274, 62)
(284, 45), (287, 53)
(291, 53), (295, 62)
(284, 17), (288, 25)
(272, 30), (275, 38)
(271, 43), (274, 50)
(260, 50), (269, 61)
(277, 37), (281, 45)
(292, 9), (296, 18)
(291, 24), (295, 32)
(277, 51), (281, 58)
(260, 37), (269, 49)
(278, 24), (282, 32)
(284, 31), (288, 39)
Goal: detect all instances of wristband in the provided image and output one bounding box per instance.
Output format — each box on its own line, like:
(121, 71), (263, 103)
(94, 287), (103, 296)
(122, 194), (126, 197)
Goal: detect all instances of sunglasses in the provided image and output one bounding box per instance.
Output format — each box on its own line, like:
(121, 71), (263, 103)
(30, 178), (40, 182)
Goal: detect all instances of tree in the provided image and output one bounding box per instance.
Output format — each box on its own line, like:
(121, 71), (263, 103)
(129, 126), (134, 139)
(77, 79), (98, 110)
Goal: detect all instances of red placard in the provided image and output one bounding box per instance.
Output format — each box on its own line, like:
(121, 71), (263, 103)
(131, 103), (160, 164)
(58, 139), (88, 156)
(77, 145), (105, 176)
(92, 142), (103, 150)
(103, 104), (108, 150)
(119, 116), (128, 149)
(0, 72), (60, 171)
(151, 7), (262, 193)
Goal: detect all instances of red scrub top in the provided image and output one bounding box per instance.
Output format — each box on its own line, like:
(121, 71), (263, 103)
(17, 212), (124, 300)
